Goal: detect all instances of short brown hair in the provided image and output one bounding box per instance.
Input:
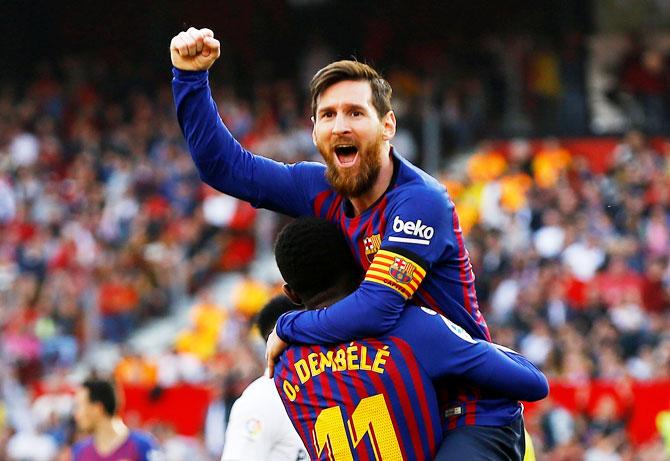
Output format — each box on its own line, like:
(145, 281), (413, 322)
(310, 60), (392, 119)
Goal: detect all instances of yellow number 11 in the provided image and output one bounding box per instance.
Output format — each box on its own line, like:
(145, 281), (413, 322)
(313, 394), (403, 460)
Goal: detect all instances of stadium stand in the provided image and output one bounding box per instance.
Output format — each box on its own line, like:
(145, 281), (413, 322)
(1, 16), (670, 459)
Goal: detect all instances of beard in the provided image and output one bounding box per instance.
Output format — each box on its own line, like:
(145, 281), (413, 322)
(318, 131), (384, 198)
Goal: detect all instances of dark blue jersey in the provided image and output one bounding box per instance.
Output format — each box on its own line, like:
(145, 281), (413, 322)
(174, 69), (514, 427)
(274, 306), (548, 460)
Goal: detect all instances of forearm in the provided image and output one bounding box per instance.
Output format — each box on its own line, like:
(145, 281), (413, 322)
(172, 69), (313, 215)
(470, 346), (549, 402)
(173, 69), (247, 194)
(276, 283), (405, 344)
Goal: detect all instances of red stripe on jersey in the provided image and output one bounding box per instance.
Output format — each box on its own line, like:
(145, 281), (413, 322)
(347, 355), (387, 461)
(326, 195), (343, 221)
(282, 349), (315, 453)
(311, 347), (336, 411)
(369, 426), (384, 460)
(310, 345), (361, 461)
(313, 190), (330, 217)
(415, 286), (468, 429)
(390, 337), (438, 456)
(347, 214), (361, 237)
(299, 347), (332, 457)
(414, 286), (441, 314)
(378, 196), (389, 234)
(447, 413), (459, 430)
(445, 389), (468, 430)
(363, 215), (375, 239)
(344, 387), (374, 461)
(451, 208), (472, 314)
(365, 339), (419, 460)
(328, 356), (373, 461)
(457, 388), (470, 427)
(465, 386), (480, 426)
(450, 207), (491, 342)
(446, 386), (460, 430)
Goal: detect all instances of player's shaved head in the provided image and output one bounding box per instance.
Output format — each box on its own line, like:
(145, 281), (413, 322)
(274, 217), (362, 305)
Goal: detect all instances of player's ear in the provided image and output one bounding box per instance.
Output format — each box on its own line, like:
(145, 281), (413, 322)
(282, 284), (303, 305)
(381, 110), (396, 141)
(311, 118), (317, 146)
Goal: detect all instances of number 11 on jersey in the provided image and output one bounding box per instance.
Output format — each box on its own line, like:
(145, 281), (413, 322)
(313, 394), (403, 460)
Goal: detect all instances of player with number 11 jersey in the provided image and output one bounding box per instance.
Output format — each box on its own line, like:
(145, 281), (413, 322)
(271, 218), (548, 460)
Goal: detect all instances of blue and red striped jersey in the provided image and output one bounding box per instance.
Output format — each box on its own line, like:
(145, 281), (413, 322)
(275, 338), (439, 461)
(273, 306), (548, 460)
(173, 69), (511, 427)
(72, 431), (159, 461)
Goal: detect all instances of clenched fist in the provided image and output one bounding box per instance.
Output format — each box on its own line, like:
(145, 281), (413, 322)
(170, 27), (220, 71)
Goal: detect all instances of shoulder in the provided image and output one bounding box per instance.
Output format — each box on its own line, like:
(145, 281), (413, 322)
(394, 305), (441, 329)
(394, 306), (476, 345)
(395, 155), (449, 196)
(227, 377), (288, 444)
(240, 376), (280, 402)
(389, 183), (451, 209)
(129, 431), (159, 453)
(387, 159), (452, 214)
(233, 377), (284, 416)
(290, 160), (331, 198)
(292, 160), (327, 179)
(71, 438), (93, 458)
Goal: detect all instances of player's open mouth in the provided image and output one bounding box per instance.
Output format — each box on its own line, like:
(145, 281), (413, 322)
(334, 145), (359, 167)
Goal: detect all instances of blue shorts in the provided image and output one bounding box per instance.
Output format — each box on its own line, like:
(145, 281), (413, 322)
(434, 414), (526, 461)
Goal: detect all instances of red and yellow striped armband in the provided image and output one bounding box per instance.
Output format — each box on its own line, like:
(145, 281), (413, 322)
(364, 249), (427, 299)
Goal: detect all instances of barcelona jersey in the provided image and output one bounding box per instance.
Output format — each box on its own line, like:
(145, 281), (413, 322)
(72, 431), (159, 461)
(273, 306), (548, 460)
(276, 338), (440, 461)
(174, 69), (511, 427)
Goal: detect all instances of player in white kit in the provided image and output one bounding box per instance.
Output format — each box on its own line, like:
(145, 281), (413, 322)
(221, 296), (307, 461)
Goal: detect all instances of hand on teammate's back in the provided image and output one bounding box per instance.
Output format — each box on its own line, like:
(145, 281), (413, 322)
(170, 27), (220, 71)
(265, 328), (288, 378)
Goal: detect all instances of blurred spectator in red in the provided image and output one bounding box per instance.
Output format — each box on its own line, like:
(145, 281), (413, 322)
(621, 49), (668, 134)
(98, 272), (139, 343)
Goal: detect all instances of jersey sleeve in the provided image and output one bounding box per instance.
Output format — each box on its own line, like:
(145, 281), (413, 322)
(132, 432), (162, 461)
(221, 390), (276, 461)
(71, 441), (86, 461)
(379, 185), (456, 267)
(404, 308), (549, 402)
(172, 68), (321, 217)
(275, 282), (407, 343)
(275, 186), (453, 344)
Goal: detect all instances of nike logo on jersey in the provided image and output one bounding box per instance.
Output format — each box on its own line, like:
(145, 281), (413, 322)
(390, 216), (434, 245)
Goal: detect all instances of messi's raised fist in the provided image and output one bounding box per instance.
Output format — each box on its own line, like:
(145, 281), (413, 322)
(170, 27), (220, 71)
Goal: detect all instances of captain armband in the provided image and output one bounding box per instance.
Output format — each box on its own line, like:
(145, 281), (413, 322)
(364, 249), (427, 299)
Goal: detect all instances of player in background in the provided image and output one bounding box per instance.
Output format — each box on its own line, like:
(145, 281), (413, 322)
(270, 217), (548, 460)
(221, 296), (307, 461)
(72, 379), (161, 461)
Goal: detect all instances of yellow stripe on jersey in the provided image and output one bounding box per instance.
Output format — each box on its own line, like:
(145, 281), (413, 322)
(364, 249), (427, 299)
(523, 429), (536, 461)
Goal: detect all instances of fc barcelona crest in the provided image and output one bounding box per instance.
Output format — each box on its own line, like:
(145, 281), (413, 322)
(389, 257), (415, 284)
(363, 234), (381, 263)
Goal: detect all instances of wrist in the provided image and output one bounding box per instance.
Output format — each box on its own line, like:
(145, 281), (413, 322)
(274, 314), (291, 342)
(172, 68), (208, 81)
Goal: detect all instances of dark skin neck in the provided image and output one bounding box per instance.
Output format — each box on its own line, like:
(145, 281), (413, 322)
(301, 277), (357, 310)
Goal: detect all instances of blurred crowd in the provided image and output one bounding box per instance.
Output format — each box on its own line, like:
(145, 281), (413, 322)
(445, 132), (670, 460)
(0, 56), (270, 461)
(0, 29), (669, 460)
